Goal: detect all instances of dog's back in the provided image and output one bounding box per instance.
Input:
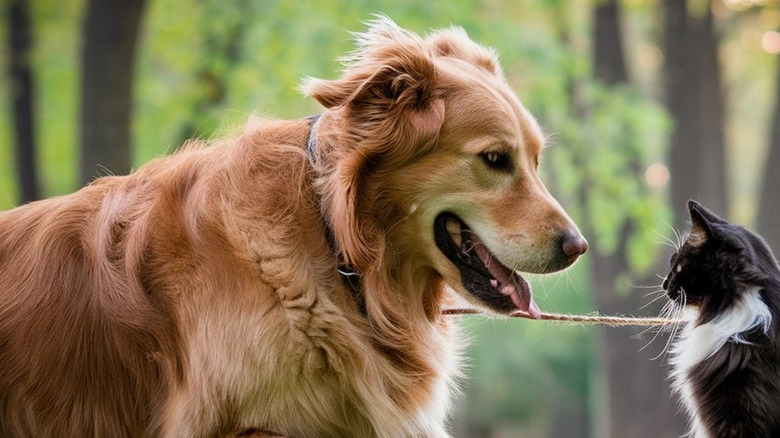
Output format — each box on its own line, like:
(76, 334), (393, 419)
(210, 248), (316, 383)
(0, 169), (189, 437)
(0, 119), (323, 437)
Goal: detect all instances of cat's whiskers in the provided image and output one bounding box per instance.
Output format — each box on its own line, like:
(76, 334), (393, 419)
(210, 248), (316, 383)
(668, 223), (686, 250)
(653, 229), (681, 251)
(659, 222), (685, 251)
(642, 287), (687, 360)
(639, 293), (671, 349)
(664, 290), (688, 359)
(641, 288), (667, 300)
(639, 290), (668, 310)
(661, 290), (687, 360)
(648, 308), (679, 360)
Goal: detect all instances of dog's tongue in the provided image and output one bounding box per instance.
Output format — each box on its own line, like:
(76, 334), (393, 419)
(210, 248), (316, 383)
(472, 238), (541, 319)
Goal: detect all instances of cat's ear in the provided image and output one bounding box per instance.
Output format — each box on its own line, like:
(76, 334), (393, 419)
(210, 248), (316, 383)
(688, 200), (728, 225)
(688, 200), (717, 247)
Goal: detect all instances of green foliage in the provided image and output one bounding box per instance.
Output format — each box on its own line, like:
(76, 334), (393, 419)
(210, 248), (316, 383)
(32, 1), (80, 199)
(591, 84), (667, 266)
(0, 13), (11, 208)
(543, 82), (672, 275)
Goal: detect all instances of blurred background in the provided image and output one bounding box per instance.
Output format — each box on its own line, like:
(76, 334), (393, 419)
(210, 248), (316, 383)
(3, 0), (780, 437)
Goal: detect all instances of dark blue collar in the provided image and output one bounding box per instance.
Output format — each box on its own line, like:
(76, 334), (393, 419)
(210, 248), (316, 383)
(305, 115), (365, 312)
(306, 114), (322, 165)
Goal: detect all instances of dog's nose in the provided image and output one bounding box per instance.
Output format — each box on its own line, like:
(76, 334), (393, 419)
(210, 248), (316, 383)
(561, 233), (588, 257)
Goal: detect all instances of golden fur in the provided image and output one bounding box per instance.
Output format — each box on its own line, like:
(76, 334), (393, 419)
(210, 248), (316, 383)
(0, 18), (584, 438)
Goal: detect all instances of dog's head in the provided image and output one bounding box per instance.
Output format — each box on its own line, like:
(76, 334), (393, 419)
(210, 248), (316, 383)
(303, 18), (587, 317)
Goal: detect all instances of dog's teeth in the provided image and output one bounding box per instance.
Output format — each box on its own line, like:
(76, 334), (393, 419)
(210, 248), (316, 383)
(490, 279), (498, 288)
(445, 218), (461, 234)
(445, 219), (463, 247)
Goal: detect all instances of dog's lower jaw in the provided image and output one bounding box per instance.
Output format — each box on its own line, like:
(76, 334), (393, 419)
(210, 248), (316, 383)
(433, 213), (541, 317)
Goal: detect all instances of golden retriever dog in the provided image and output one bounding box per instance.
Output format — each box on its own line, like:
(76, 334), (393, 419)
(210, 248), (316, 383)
(0, 17), (587, 438)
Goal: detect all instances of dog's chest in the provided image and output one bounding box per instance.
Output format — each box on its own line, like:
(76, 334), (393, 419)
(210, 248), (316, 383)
(254, 308), (455, 437)
(191, 287), (456, 438)
(203, 216), (459, 436)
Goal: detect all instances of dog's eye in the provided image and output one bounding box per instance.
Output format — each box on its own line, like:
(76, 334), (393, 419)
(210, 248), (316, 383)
(480, 152), (512, 172)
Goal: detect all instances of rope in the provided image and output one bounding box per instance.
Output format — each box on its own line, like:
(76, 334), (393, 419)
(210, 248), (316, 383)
(441, 308), (684, 327)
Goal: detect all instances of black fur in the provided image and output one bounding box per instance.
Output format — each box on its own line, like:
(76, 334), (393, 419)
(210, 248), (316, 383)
(664, 200), (780, 437)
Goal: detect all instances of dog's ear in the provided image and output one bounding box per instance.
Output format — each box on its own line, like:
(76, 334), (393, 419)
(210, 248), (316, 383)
(307, 54), (434, 106)
(303, 56), (444, 143)
(304, 19), (447, 272)
(302, 17), (445, 145)
(323, 81), (444, 272)
(317, 59), (445, 270)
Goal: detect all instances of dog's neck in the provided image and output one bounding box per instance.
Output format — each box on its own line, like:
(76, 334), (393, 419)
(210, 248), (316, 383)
(306, 114), (366, 313)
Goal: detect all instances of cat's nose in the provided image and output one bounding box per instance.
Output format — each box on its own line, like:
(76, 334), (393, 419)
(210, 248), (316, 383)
(562, 232), (588, 257)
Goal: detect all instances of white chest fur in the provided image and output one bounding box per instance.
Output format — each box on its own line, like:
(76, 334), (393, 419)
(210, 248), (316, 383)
(670, 287), (772, 438)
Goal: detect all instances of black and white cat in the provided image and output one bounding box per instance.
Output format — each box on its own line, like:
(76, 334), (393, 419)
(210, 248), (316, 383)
(663, 200), (780, 438)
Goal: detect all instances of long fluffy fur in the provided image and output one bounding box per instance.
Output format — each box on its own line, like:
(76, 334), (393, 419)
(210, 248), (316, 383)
(0, 17), (579, 437)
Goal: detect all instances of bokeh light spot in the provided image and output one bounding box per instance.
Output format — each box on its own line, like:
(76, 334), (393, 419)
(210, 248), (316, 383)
(645, 163), (670, 188)
(762, 31), (780, 54)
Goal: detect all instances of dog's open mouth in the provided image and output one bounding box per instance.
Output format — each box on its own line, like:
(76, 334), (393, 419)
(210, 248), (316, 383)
(434, 213), (541, 318)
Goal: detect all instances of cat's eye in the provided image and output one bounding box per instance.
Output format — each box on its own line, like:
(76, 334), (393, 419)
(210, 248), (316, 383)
(479, 151), (513, 172)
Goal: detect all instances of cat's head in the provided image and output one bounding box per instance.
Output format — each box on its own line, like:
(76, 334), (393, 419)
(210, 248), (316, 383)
(663, 200), (778, 319)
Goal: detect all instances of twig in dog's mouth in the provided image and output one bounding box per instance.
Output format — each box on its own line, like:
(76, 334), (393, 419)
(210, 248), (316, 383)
(441, 308), (684, 327)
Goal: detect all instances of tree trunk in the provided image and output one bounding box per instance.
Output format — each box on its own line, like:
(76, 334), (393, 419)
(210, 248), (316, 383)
(758, 55), (780, 252)
(79, 0), (146, 186)
(590, 2), (687, 436)
(594, 0), (627, 86)
(664, 0), (727, 223)
(7, 0), (39, 203)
